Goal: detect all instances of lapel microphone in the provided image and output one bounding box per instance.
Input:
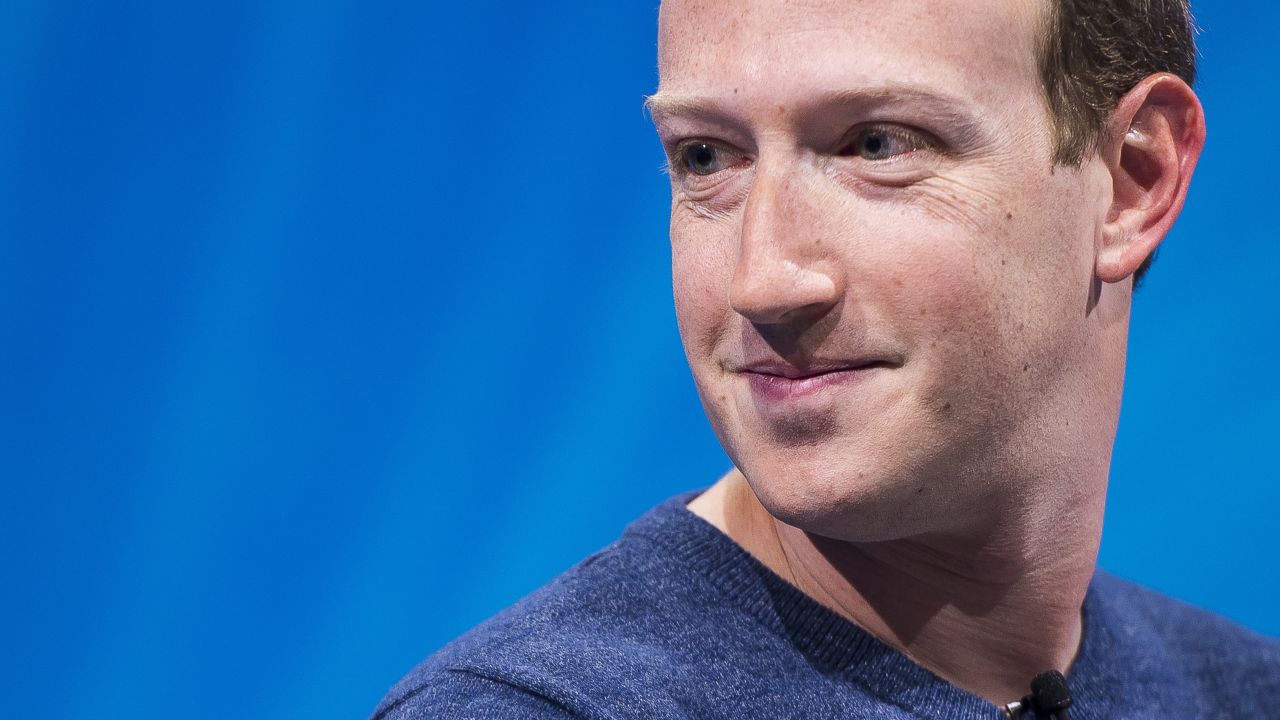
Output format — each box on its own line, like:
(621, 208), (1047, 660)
(1001, 670), (1072, 719)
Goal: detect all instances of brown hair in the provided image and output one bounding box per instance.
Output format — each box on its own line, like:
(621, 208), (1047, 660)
(1039, 0), (1197, 287)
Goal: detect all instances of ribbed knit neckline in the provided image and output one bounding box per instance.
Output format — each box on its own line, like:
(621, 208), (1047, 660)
(622, 490), (1137, 720)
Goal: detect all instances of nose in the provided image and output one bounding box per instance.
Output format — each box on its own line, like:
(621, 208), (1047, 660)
(728, 166), (842, 326)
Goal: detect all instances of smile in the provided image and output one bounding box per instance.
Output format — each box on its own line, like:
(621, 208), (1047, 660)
(741, 363), (892, 403)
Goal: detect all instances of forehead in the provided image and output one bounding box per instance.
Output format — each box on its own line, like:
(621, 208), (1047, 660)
(657, 0), (1046, 115)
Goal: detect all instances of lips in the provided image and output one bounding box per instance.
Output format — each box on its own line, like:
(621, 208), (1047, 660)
(734, 359), (896, 403)
(736, 359), (894, 379)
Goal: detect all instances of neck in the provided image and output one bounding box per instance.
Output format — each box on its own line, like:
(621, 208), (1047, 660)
(688, 468), (1104, 706)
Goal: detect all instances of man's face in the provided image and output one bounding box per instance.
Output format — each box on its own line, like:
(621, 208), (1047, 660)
(652, 0), (1114, 541)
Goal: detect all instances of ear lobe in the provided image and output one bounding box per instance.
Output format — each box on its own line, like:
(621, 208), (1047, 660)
(1096, 73), (1206, 285)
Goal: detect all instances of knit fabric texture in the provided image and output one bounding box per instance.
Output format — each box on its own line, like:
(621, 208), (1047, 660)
(372, 490), (1280, 719)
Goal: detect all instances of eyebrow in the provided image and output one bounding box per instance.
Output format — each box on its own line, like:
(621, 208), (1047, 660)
(644, 86), (989, 148)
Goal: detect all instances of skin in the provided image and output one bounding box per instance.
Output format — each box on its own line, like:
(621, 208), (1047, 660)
(649, 0), (1204, 706)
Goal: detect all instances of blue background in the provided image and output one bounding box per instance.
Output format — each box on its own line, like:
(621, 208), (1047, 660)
(2, 1), (1275, 717)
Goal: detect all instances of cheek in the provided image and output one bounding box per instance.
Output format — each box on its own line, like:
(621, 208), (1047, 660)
(670, 214), (734, 359)
(889, 178), (1098, 414)
(906, 168), (1091, 308)
(669, 212), (750, 455)
(882, 238), (1004, 378)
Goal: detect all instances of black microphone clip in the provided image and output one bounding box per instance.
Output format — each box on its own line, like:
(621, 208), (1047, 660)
(1001, 670), (1072, 720)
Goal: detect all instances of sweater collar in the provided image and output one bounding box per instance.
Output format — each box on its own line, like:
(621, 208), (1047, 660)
(627, 490), (1168, 720)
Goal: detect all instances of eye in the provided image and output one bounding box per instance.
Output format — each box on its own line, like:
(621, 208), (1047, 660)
(675, 141), (740, 176)
(841, 125), (930, 161)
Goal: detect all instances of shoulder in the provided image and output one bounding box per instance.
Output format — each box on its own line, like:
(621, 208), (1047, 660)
(1088, 570), (1280, 702)
(371, 493), (719, 719)
(1090, 569), (1280, 658)
(371, 667), (576, 720)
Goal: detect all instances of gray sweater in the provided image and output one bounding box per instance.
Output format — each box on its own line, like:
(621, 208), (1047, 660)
(372, 491), (1280, 719)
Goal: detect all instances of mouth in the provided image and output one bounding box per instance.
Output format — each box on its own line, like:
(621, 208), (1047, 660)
(736, 359), (899, 379)
(735, 360), (898, 403)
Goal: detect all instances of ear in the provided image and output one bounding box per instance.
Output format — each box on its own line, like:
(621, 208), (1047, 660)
(1096, 73), (1206, 284)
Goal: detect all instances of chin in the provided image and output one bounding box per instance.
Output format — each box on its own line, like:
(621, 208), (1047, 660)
(731, 441), (941, 543)
(694, 361), (971, 542)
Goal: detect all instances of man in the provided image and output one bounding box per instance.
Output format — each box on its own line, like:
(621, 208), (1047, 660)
(373, 0), (1279, 717)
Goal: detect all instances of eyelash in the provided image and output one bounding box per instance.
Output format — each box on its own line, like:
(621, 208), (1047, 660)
(663, 123), (942, 196)
(839, 124), (936, 159)
(667, 140), (747, 181)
